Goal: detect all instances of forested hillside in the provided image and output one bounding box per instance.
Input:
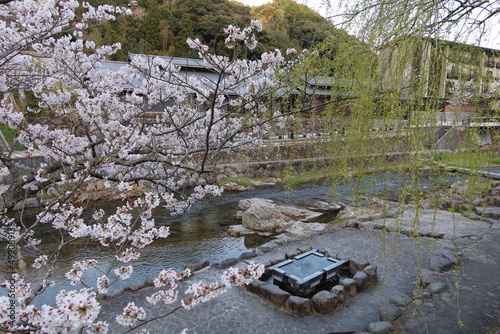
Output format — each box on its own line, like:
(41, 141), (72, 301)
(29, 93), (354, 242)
(85, 0), (356, 60)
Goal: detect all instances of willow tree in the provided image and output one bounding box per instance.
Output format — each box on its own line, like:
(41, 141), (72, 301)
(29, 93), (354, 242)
(305, 0), (500, 193)
(309, 0), (500, 329)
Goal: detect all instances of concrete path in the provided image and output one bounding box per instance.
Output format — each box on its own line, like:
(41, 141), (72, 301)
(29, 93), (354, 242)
(98, 207), (500, 334)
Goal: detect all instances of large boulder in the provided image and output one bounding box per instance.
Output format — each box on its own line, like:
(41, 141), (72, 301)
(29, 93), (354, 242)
(241, 199), (294, 232)
(239, 198), (322, 233)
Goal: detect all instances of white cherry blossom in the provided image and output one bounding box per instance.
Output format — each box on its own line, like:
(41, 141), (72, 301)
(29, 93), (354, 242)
(0, 0), (304, 331)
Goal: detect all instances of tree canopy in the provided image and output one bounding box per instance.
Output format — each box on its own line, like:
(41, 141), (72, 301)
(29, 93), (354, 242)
(335, 0), (499, 48)
(85, 0), (357, 60)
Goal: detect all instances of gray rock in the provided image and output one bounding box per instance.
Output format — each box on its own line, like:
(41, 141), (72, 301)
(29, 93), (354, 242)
(366, 321), (394, 334)
(471, 198), (484, 206)
(144, 276), (156, 287)
(270, 170), (281, 178)
(235, 165), (247, 174)
(390, 293), (412, 307)
(196, 178), (207, 186)
(214, 258), (239, 269)
(239, 252), (255, 260)
(429, 256), (454, 272)
(345, 219), (360, 228)
(420, 200), (434, 210)
(182, 260), (210, 272)
(311, 290), (339, 314)
(104, 288), (126, 301)
(227, 225), (254, 236)
(420, 269), (448, 285)
(260, 284), (291, 309)
(461, 211), (481, 220)
(216, 174), (227, 184)
(426, 282), (447, 294)
(379, 303), (401, 322)
(178, 180), (189, 189)
(441, 249), (459, 264)
(13, 198), (40, 210)
(455, 237), (474, 245)
(269, 255), (287, 266)
(206, 176), (216, 185)
(297, 246), (313, 253)
(252, 248), (264, 256)
(382, 210), (397, 218)
(127, 281), (145, 292)
(310, 200), (344, 211)
(413, 288), (432, 299)
(353, 271), (369, 292)
(340, 278), (357, 297)
(475, 206), (500, 219)
(285, 250), (301, 259)
(330, 285), (349, 303)
(238, 198), (274, 211)
(240, 199), (294, 232)
(246, 280), (266, 294)
(349, 258), (369, 275)
(316, 248), (328, 256)
(285, 296), (315, 317)
(358, 213), (382, 222)
(363, 264), (378, 285)
(239, 198), (323, 233)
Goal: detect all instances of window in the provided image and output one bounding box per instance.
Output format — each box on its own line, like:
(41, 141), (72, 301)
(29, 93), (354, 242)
(446, 66), (459, 80)
(486, 56), (495, 68)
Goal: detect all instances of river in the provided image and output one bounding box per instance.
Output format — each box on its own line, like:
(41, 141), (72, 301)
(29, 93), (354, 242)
(0, 168), (489, 305)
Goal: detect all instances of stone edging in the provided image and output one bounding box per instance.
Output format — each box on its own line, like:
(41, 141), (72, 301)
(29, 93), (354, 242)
(245, 247), (378, 317)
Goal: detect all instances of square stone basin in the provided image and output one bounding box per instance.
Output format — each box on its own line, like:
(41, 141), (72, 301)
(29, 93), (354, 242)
(266, 249), (349, 294)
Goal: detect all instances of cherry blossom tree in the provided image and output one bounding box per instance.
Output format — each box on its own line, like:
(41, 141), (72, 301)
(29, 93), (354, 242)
(0, 0), (307, 332)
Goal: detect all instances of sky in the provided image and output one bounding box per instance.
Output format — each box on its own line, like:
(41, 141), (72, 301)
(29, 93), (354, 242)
(237, 0), (500, 50)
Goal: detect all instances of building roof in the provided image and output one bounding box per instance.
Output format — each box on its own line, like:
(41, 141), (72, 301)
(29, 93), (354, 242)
(99, 53), (337, 99)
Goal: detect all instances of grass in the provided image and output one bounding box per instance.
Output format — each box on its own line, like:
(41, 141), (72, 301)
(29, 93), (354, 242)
(280, 168), (332, 186)
(434, 151), (500, 169)
(0, 123), (26, 150)
(0, 123), (19, 147)
(222, 157), (429, 190)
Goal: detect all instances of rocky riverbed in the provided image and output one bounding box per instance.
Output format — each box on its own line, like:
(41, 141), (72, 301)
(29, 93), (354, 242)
(97, 178), (500, 333)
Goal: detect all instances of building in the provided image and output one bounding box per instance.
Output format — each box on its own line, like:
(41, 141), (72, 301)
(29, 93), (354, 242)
(379, 37), (500, 117)
(99, 53), (336, 116)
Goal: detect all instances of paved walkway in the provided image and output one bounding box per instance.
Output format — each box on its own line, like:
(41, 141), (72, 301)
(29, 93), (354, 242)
(98, 208), (500, 334)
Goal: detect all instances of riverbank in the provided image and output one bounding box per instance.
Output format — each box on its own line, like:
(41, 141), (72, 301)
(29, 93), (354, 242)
(97, 181), (500, 334)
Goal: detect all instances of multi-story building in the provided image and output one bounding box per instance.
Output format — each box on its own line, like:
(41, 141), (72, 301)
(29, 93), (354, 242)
(379, 37), (500, 116)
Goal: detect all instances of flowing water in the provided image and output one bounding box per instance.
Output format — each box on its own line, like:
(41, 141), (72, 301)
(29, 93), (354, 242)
(0, 169), (476, 305)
